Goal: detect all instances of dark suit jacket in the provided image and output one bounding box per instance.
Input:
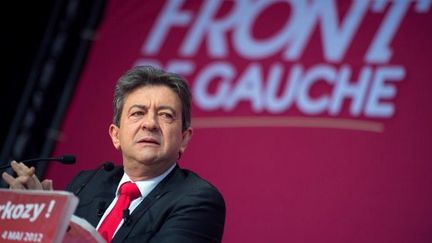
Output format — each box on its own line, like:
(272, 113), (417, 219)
(66, 165), (225, 243)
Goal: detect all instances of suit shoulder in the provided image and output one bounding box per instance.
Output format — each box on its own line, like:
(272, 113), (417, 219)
(178, 168), (219, 188)
(66, 166), (123, 192)
(173, 168), (225, 202)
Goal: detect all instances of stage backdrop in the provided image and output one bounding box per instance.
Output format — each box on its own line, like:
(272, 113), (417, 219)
(45, 1), (432, 242)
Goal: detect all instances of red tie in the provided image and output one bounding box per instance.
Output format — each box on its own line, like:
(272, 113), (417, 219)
(98, 182), (141, 242)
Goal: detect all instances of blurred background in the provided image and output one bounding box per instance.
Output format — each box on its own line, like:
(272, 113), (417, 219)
(1, 1), (431, 242)
(2, 0), (55, 155)
(1, 0), (106, 173)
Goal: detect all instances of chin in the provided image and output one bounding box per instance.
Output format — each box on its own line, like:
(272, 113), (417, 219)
(136, 156), (160, 165)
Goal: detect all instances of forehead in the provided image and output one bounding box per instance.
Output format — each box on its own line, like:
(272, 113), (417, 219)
(123, 85), (181, 109)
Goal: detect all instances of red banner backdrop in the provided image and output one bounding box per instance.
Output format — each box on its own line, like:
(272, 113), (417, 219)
(45, 1), (432, 242)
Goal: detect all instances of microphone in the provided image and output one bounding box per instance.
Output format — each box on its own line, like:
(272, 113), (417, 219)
(123, 209), (131, 225)
(0, 154), (76, 170)
(97, 201), (107, 217)
(74, 161), (114, 196)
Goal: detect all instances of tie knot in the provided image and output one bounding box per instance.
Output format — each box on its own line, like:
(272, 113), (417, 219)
(119, 182), (141, 200)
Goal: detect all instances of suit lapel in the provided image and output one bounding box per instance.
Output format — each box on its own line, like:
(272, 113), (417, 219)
(81, 167), (123, 226)
(112, 165), (182, 242)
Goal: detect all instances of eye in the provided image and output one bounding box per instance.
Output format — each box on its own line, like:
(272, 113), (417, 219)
(131, 111), (144, 117)
(159, 112), (174, 121)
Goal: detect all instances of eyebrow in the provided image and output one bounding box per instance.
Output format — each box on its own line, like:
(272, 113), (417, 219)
(128, 104), (146, 112)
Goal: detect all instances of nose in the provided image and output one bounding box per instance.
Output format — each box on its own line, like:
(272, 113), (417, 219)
(140, 111), (159, 131)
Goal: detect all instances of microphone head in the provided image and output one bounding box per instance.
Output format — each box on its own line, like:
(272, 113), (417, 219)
(59, 155), (76, 164)
(102, 161), (114, 171)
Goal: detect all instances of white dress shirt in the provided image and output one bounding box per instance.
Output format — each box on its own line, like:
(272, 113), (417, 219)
(96, 164), (176, 236)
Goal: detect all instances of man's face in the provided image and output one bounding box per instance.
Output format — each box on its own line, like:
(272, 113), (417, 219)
(109, 85), (192, 172)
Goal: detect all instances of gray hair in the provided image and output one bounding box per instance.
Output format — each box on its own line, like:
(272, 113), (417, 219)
(112, 65), (191, 131)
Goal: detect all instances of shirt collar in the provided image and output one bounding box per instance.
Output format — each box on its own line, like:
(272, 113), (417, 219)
(116, 163), (176, 197)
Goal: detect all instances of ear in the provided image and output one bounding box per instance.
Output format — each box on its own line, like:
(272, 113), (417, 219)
(179, 127), (193, 154)
(109, 124), (121, 150)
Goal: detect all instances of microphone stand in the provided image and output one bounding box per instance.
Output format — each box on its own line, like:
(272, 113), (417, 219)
(74, 162), (114, 196)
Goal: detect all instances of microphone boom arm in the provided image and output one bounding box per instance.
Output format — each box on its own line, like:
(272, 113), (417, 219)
(0, 155), (76, 170)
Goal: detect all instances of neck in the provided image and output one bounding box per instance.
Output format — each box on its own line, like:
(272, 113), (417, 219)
(123, 160), (175, 181)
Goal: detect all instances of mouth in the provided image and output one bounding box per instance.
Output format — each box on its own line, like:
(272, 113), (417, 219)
(137, 137), (160, 145)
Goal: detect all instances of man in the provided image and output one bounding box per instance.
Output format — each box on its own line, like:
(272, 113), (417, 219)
(2, 65), (226, 243)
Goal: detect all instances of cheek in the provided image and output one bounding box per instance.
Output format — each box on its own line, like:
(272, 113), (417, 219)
(118, 127), (136, 142)
(164, 129), (183, 145)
